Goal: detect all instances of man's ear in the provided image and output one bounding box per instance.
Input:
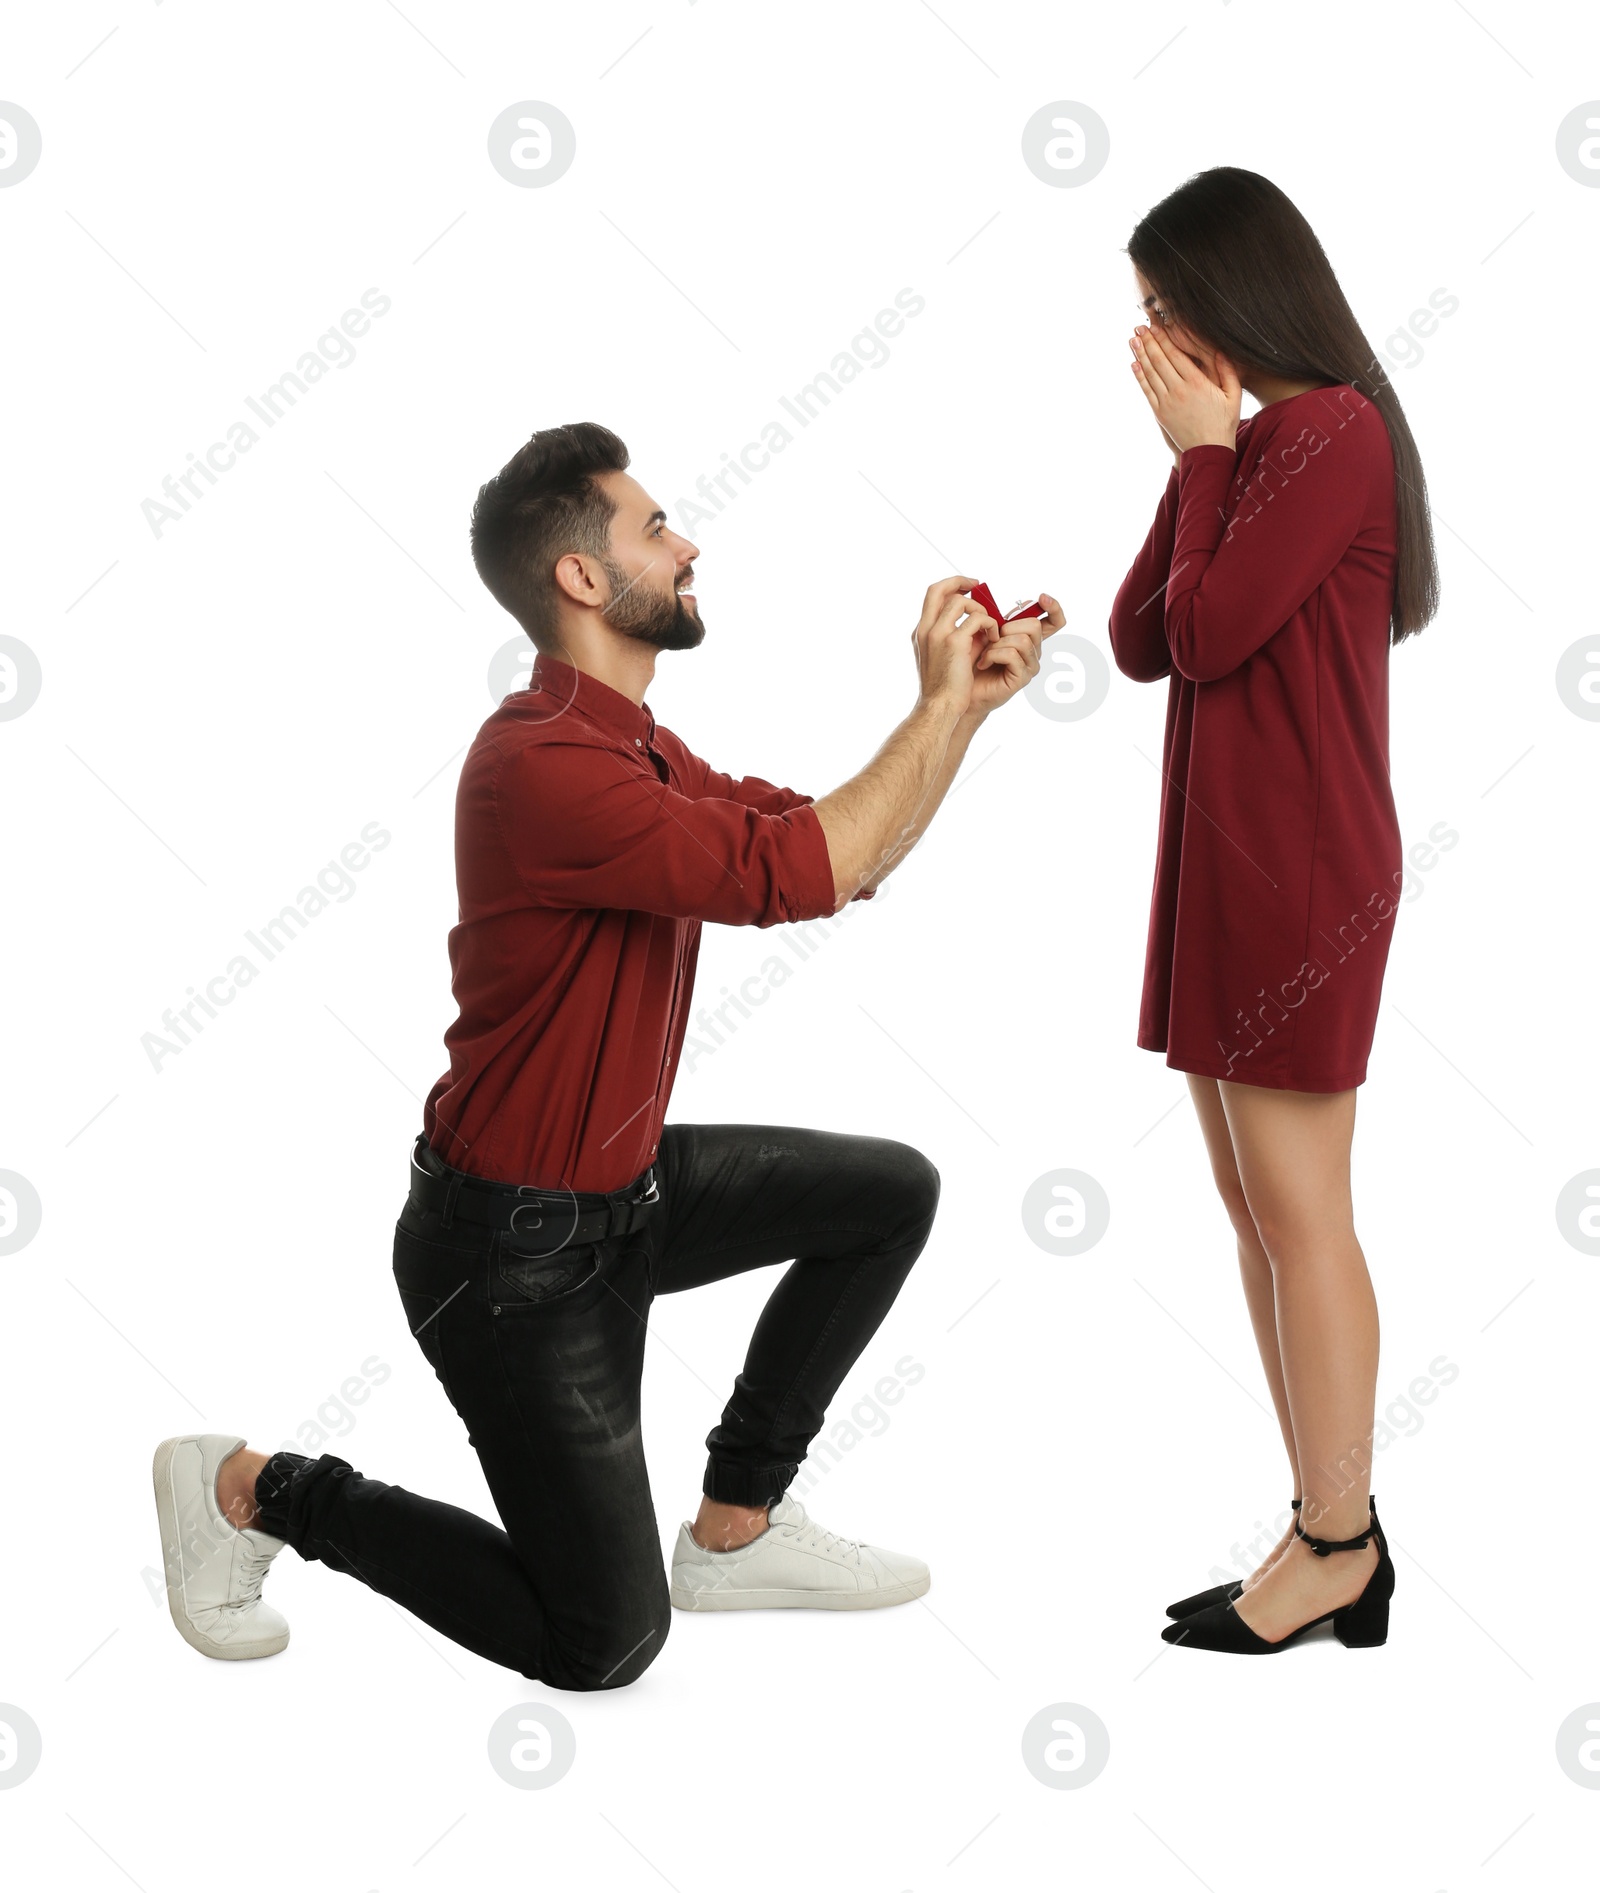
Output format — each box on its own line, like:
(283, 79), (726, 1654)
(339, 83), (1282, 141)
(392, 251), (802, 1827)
(553, 550), (603, 609)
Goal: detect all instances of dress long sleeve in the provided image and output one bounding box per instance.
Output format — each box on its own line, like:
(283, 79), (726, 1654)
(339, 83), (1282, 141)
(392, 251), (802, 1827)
(1163, 416), (1374, 682)
(1108, 466), (1180, 682)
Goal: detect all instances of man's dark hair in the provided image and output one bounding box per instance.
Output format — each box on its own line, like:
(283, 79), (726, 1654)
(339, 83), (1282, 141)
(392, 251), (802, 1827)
(470, 422), (630, 648)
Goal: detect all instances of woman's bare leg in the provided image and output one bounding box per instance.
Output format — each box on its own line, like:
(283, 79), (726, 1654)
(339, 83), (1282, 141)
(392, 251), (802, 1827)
(1218, 1080), (1380, 1640)
(1186, 1075), (1300, 1587)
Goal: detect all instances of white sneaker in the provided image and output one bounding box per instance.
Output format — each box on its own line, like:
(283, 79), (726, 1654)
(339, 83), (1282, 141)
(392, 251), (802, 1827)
(669, 1494), (930, 1611)
(152, 1434), (290, 1660)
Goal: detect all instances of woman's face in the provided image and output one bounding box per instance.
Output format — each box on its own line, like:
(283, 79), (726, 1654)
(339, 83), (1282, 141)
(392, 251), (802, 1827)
(1132, 267), (1213, 374)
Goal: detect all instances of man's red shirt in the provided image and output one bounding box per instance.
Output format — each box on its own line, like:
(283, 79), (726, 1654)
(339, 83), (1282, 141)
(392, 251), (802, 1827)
(423, 653), (853, 1191)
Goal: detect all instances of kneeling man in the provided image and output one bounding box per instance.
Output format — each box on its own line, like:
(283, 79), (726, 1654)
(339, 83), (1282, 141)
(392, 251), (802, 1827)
(152, 422), (1059, 1689)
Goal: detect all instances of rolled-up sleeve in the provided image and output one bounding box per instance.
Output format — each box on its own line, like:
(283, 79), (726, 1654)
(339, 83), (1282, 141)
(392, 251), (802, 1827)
(495, 738), (837, 927)
(681, 753), (817, 817)
(672, 744), (875, 902)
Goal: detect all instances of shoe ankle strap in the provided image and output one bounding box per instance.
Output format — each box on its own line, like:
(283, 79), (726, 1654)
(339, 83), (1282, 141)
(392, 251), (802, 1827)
(1293, 1513), (1374, 1557)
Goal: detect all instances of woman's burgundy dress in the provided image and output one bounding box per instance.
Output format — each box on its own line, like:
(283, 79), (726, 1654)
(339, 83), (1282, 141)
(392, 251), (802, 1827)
(1108, 383), (1402, 1091)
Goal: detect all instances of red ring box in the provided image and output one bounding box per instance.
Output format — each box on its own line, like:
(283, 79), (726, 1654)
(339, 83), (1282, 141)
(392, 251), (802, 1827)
(969, 582), (1045, 624)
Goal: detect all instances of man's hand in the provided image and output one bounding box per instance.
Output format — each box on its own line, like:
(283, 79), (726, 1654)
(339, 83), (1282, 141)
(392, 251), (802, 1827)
(965, 593), (1062, 718)
(1130, 325), (1241, 457)
(911, 575), (997, 721)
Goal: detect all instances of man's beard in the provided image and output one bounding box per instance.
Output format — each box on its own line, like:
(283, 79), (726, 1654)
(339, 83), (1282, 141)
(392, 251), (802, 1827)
(599, 556), (704, 651)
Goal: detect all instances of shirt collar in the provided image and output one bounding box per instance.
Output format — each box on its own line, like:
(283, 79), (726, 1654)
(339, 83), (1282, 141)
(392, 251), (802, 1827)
(529, 653), (655, 745)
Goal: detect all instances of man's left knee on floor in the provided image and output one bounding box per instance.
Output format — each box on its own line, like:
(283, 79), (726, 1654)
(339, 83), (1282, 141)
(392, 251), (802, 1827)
(539, 1599), (671, 1693)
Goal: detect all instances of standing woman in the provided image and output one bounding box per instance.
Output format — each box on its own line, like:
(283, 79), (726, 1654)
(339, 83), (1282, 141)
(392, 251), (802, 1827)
(1108, 167), (1438, 1653)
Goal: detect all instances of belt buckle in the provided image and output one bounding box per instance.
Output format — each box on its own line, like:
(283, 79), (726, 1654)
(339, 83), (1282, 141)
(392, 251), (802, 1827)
(635, 1170), (659, 1208)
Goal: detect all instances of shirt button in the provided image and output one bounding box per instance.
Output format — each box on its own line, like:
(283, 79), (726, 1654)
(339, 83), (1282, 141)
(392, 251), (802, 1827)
(635, 738), (642, 747)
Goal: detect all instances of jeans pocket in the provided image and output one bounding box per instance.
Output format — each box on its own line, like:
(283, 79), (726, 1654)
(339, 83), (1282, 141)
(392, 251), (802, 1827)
(494, 1241), (602, 1309)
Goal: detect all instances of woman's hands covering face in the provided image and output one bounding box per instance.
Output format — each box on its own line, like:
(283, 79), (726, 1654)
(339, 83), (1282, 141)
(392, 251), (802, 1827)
(1128, 323), (1243, 462)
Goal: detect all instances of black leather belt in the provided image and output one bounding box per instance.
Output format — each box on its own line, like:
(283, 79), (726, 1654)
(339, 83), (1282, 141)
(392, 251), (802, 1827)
(408, 1134), (660, 1252)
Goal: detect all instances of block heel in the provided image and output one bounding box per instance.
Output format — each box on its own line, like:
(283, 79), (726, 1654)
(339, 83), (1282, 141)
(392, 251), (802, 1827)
(1334, 1589), (1390, 1647)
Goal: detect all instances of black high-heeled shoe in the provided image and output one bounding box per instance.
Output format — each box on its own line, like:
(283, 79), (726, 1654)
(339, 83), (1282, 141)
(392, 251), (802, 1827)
(1160, 1500), (1393, 1652)
(1165, 1498), (1301, 1620)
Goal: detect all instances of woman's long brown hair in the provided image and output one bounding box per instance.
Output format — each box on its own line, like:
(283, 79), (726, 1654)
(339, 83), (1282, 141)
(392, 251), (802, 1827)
(1128, 167), (1439, 642)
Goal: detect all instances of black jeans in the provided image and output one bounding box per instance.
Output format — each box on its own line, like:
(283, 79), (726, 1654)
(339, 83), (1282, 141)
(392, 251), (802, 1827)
(254, 1122), (938, 1691)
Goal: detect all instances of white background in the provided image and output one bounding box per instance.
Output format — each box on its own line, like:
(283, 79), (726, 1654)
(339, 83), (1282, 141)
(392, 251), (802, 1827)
(3, 3), (1596, 1887)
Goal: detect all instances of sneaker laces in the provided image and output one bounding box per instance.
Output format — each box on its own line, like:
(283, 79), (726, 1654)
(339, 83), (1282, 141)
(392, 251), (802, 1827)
(231, 1534), (278, 1611)
(776, 1501), (864, 1565)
